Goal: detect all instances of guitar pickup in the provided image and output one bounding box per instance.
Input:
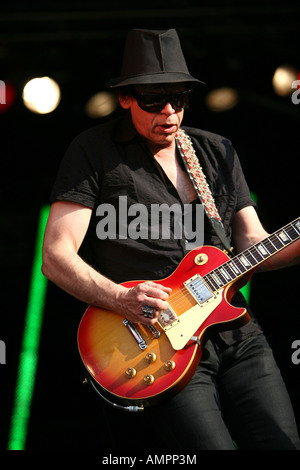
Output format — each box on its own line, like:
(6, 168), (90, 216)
(184, 274), (213, 305)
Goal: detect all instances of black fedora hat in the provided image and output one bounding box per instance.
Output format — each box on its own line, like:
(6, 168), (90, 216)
(106, 29), (204, 88)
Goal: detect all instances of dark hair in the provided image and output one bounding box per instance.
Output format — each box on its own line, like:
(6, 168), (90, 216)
(117, 85), (135, 99)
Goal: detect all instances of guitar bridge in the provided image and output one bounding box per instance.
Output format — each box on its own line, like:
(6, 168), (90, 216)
(123, 319), (147, 350)
(146, 324), (161, 338)
(157, 306), (178, 328)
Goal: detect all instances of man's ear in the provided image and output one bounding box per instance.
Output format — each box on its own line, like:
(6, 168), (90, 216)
(118, 92), (132, 109)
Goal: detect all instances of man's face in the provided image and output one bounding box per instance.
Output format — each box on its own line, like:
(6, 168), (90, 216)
(119, 83), (190, 150)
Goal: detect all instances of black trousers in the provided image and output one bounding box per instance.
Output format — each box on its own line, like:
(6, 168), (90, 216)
(103, 334), (300, 451)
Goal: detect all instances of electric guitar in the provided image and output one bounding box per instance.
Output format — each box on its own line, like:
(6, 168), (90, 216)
(78, 218), (300, 410)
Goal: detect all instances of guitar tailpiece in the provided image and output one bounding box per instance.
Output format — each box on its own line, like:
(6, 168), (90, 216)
(84, 376), (144, 413)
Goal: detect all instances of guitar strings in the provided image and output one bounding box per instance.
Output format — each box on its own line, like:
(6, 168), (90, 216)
(167, 284), (198, 308)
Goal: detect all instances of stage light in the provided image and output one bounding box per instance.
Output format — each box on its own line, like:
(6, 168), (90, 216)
(22, 77), (61, 114)
(85, 91), (117, 118)
(205, 87), (239, 112)
(272, 65), (298, 97)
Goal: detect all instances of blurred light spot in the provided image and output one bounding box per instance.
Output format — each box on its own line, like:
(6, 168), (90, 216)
(205, 87), (239, 112)
(23, 77), (61, 114)
(85, 91), (117, 118)
(272, 65), (298, 96)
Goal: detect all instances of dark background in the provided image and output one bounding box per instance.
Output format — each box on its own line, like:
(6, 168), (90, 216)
(0, 1), (299, 450)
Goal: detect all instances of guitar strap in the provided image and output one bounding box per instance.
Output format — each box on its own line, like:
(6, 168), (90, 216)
(175, 128), (234, 255)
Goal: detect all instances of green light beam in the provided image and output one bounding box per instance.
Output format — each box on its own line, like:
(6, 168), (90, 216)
(240, 192), (258, 303)
(7, 205), (50, 450)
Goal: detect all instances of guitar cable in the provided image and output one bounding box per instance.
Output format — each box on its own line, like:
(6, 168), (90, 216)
(84, 375), (144, 413)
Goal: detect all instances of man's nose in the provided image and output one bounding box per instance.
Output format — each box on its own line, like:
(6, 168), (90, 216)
(161, 102), (177, 114)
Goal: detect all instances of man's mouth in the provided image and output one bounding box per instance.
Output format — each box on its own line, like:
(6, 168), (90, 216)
(157, 123), (177, 133)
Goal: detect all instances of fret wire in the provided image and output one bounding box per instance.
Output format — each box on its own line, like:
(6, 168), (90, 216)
(286, 225), (299, 240)
(203, 275), (218, 292)
(243, 251), (257, 266)
(249, 246), (264, 262)
(222, 262), (237, 279)
(228, 260), (242, 275)
(207, 273), (219, 288)
(256, 242), (270, 258)
(270, 233), (285, 249)
(202, 275), (212, 290)
(263, 239), (277, 253)
(211, 274), (222, 289)
(274, 232), (288, 245)
(278, 229), (292, 244)
(294, 220), (300, 234)
(283, 229), (292, 241)
(211, 271), (224, 287)
(219, 266), (233, 282)
(237, 255), (250, 270)
(222, 262), (236, 280)
(233, 257), (247, 272)
(206, 274), (219, 292)
(269, 236), (281, 248)
(214, 269), (227, 285)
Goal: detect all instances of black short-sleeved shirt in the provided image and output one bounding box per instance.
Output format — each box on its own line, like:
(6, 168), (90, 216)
(50, 111), (262, 344)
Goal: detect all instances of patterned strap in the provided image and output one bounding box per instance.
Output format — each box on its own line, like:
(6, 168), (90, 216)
(175, 128), (221, 221)
(175, 128), (234, 254)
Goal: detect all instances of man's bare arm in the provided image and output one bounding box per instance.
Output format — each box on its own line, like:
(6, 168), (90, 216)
(232, 206), (300, 271)
(42, 201), (171, 324)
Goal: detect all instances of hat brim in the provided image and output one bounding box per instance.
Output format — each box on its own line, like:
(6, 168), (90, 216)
(106, 72), (204, 88)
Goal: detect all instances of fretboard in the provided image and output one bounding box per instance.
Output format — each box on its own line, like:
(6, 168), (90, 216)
(204, 218), (300, 292)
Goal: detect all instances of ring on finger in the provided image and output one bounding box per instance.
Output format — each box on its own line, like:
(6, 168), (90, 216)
(142, 305), (155, 319)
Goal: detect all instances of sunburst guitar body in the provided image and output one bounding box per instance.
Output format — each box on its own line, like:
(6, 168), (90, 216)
(78, 247), (251, 408)
(78, 219), (300, 409)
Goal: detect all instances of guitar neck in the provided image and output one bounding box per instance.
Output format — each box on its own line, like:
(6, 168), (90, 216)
(204, 218), (300, 292)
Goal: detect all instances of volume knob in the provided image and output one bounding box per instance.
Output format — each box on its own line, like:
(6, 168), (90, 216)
(145, 352), (157, 363)
(164, 360), (175, 371)
(125, 367), (137, 378)
(143, 374), (155, 385)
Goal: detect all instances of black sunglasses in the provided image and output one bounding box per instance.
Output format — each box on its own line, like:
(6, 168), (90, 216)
(132, 89), (192, 113)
